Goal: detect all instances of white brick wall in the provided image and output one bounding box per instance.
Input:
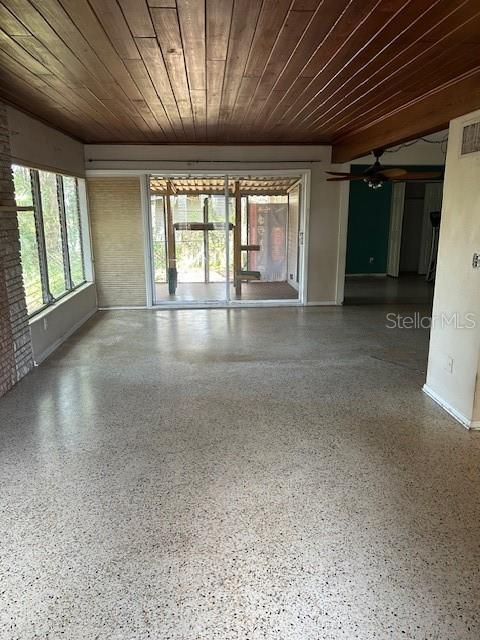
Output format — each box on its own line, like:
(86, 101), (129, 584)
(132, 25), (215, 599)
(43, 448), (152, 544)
(0, 102), (33, 397)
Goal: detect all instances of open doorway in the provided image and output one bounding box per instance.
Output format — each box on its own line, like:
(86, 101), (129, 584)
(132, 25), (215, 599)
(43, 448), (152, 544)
(148, 174), (305, 305)
(344, 178), (443, 305)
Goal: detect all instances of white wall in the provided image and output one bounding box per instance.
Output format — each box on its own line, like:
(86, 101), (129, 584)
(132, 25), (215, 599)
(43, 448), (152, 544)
(85, 144), (346, 304)
(85, 144), (331, 165)
(29, 283), (97, 364)
(424, 111), (480, 429)
(7, 105), (85, 177)
(352, 132), (448, 166)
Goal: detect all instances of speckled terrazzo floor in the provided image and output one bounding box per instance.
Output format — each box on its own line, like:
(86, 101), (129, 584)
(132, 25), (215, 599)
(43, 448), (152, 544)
(1, 306), (480, 640)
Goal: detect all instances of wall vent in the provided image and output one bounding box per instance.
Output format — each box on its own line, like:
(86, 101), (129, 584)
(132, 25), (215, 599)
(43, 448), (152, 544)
(461, 122), (480, 155)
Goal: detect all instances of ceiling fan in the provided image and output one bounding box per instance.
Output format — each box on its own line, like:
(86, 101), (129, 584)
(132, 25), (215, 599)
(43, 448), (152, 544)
(326, 149), (442, 189)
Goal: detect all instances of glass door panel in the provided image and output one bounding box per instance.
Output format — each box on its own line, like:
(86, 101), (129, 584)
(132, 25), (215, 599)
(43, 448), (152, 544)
(151, 175), (230, 303)
(232, 177), (301, 302)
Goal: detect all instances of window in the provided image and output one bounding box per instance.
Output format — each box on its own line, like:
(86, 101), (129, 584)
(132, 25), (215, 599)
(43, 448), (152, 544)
(12, 165), (86, 316)
(12, 166), (43, 314)
(63, 176), (85, 286)
(39, 170), (67, 298)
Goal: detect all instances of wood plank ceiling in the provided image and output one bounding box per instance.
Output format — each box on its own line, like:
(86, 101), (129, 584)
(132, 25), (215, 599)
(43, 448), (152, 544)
(0, 0), (479, 159)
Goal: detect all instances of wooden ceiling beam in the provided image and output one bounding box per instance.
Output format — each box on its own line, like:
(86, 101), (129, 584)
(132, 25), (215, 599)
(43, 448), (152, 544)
(332, 68), (480, 163)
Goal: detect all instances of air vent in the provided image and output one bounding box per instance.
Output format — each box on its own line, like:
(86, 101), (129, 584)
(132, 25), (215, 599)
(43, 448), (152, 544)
(461, 122), (480, 155)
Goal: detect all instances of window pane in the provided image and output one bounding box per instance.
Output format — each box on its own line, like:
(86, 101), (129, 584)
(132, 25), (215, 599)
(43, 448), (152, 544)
(17, 211), (44, 314)
(39, 171), (67, 298)
(12, 165), (33, 207)
(63, 176), (85, 285)
(12, 166), (44, 314)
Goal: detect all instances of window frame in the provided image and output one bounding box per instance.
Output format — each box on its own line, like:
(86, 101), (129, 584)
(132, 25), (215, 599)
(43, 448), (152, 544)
(13, 165), (87, 318)
(56, 175), (74, 292)
(62, 175), (86, 289)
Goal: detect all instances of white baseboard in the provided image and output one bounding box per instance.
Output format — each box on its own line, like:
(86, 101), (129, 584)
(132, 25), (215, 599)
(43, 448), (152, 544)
(100, 303), (307, 310)
(306, 301), (339, 306)
(34, 308), (97, 365)
(422, 384), (480, 430)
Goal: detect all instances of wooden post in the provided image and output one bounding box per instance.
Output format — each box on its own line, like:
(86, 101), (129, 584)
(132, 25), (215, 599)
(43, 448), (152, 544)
(203, 197), (209, 283)
(166, 181), (176, 294)
(234, 180), (242, 297)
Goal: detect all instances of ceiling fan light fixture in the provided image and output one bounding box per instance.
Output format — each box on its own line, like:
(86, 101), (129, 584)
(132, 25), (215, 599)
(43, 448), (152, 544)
(325, 149), (441, 187)
(364, 177), (383, 189)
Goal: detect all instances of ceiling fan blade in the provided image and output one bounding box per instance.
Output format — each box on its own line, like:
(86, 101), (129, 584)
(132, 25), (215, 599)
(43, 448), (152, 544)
(325, 171), (359, 177)
(378, 168), (407, 178)
(327, 176), (365, 181)
(392, 171), (443, 180)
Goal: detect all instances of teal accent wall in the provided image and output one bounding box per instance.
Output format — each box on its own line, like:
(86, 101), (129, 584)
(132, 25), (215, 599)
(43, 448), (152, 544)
(346, 165), (444, 274)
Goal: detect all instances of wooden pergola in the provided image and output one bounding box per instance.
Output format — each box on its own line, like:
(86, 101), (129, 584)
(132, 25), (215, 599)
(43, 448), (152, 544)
(150, 176), (300, 197)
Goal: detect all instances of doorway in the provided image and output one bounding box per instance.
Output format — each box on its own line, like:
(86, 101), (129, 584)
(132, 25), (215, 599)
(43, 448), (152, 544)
(148, 173), (306, 306)
(344, 180), (443, 305)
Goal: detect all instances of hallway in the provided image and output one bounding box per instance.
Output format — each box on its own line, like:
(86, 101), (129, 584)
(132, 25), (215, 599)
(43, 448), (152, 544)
(344, 274), (435, 305)
(1, 307), (479, 639)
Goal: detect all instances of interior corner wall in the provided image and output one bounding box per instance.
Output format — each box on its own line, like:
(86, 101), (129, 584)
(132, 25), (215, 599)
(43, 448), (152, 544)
(6, 105), (85, 177)
(307, 164), (344, 303)
(0, 102), (34, 397)
(84, 144), (342, 305)
(424, 109), (480, 427)
(87, 176), (146, 308)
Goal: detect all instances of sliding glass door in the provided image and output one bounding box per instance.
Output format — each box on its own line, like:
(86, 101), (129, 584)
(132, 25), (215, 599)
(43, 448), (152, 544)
(149, 173), (302, 305)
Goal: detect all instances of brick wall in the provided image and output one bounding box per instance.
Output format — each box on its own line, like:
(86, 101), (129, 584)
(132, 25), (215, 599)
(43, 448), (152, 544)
(0, 103), (33, 397)
(87, 177), (146, 307)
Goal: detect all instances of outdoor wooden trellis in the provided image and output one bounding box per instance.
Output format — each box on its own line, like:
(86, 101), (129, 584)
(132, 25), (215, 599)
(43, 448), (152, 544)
(150, 176), (299, 197)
